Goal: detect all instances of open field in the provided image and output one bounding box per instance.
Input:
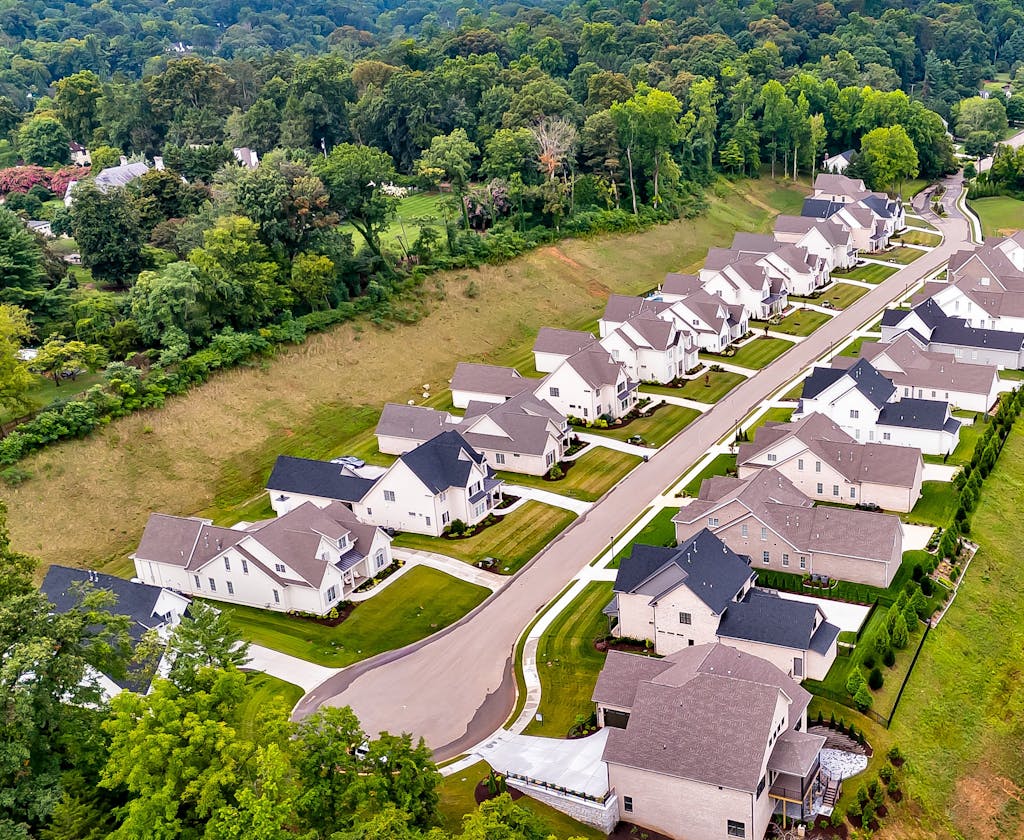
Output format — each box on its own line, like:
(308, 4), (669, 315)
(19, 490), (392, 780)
(608, 505), (680, 568)
(679, 453), (736, 497)
(1, 178), (809, 573)
(837, 263), (900, 284)
(969, 195), (1024, 238)
(437, 761), (604, 839)
(703, 336), (793, 369)
(754, 308), (832, 336)
(641, 369), (746, 404)
(340, 191), (445, 251)
(586, 403), (700, 447)
(237, 673), (303, 741)
(524, 581), (614, 738)
(220, 566), (488, 667)
(392, 501), (577, 574)
(498, 447), (639, 501)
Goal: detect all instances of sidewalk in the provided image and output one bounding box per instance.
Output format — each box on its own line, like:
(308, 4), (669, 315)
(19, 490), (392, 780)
(392, 547), (508, 591)
(502, 483), (593, 515)
(574, 431), (653, 457)
(245, 644), (339, 692)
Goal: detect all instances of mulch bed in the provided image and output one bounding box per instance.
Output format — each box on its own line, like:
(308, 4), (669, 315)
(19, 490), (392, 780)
(595, 638), (652, 655)
(473, 779), (523, 805)
(285, 601), (356, 627)
(609, 822), (674, 840)
(494, 493), (521, 509)
(802, 817), (849, 838)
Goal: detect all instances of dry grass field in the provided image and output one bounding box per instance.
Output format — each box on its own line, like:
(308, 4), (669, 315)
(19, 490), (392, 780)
(5, 178), (808, 573)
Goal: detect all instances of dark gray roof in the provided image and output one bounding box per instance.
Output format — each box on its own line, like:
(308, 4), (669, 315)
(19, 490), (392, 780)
(716, 589), (838, 652)
(802, 198), (844, 220)
(861, 194), (898, 219)
(399, 429), (493, 494)
(844, 359), (897, 407)
(880, 309), (910, 328)
(801, 366), (846, 399)
(809, 620), (842, 655)
(614, 529), (753, 615)
(931, 318), (1024, 351)
(266, 456), (374, 502)
(877, 399), (957, 432)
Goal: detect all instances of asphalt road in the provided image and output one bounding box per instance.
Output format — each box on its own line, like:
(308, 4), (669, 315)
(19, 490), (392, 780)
(295, 176), (973, 760)
(976, 126), (1024, 173)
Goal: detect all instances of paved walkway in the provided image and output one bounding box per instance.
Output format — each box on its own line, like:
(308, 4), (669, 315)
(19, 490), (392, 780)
(391, 547), (508, 591)
(922, 463), (958, 482)
(902, 523), (936, 551)
(245, 645), (338, 692)
(502, 484), (593, 515)
(574, 432), (652, 457)
(295, 174), (971, 760)
(643, 392), (711, 411)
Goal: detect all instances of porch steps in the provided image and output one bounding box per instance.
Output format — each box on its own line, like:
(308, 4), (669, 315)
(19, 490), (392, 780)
(822, 778), (841, 808)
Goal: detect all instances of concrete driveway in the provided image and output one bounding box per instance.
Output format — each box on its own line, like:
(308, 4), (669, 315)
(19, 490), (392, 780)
(294, 175), (972, 760)
(773, 591), (872, 633)
(473, 730), (610, 798)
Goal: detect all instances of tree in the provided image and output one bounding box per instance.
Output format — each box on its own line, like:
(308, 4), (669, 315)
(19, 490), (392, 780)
(964, 130), (996, 158)
(529, 117), (577, 182)
(858, 125), (919, 192)
(356, 732), (440, 829)
(204, 744), (300, 840)
(0, 304), (34, 413)
(416, 128), (479, 228)
(165, 601), (250, 692)
(88, 145), (122, 172)
(316, 144), (398, 262)
(846, 666), (866, 696)
(54, 71), (103, 142)
(854, 683), (874, 712)
(891, 612), (909, 649)
(955, 96), (1008, 138)
(611, 85), (682, 212)
(482, 128), (537, 182)
(868, 667), (884, 690)
(17, 116), (71, 166)
(289, 253), (336, 310)
(69, 184), (145, 288)
(30, 335), (107, 386)
(0, 206), (46, 303)
(292, 706), (366, 831)
(687, 78), (719, 177)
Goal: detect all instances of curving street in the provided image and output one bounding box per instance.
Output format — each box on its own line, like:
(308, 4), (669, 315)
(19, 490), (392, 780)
(294, 176), (973, 761)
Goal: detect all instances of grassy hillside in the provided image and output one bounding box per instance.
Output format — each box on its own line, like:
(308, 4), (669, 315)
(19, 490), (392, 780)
(970, 195), (1024, 238)
(2, 178), (808, 573)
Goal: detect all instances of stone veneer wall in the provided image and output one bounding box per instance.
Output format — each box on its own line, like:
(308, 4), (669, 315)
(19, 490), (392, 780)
(506, 779), (619, 834)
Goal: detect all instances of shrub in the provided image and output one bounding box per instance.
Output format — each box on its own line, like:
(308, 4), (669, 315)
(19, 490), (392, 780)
(911, 564), (923, 582)
(854, 684), (874, 711)
(883, 648), (896, 667)
(846, 667), (866, 696)
(447, 518), (468, 536)
(863, 654), (876, 670)
(0, 466), (32, 486)
(891, 613), (909, 649)
(868, 667), (884, 690)
(547, 464), (564, 480)
(887, 745), (905, 765)
(879, 764), (894, 785)
(920, 576), (934, 596)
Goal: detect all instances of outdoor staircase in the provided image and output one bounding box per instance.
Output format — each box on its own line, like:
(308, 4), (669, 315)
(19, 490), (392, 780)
(822, 777), (842, 808)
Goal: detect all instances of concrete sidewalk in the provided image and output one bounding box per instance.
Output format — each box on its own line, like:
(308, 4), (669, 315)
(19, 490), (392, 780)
(641, 392), (711, 412)
(503, 484), (592, 515)
(245, 645), (338, 692)
(392, 547), (507, 591)
(575, 432), (653, 457)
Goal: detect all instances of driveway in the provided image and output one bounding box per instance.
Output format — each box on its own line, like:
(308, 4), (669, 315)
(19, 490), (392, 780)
(502, 483), (593, 515)
(472, 730), (610, 798)
(245, 645), (339, 693)
(295, 175), (972, 760)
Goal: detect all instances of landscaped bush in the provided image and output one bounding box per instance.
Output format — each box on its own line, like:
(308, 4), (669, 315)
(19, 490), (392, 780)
(446, 519), (468, 536)
(854, 683), (874, 711)
(883, 647), (896, 667)
(868, 667), (884, 690)
(546, 464), (564, 480)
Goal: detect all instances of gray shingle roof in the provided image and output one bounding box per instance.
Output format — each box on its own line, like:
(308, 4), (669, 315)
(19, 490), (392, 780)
(95, 161), (149, 192)
(803, 360), (895, 408)
(267, 455), (374, 502)
(717, 589), (838, 652)
(533, 327), (597, 356)
(661, 273), (702, 296)
(802, 198), (844, 220)
(398, 429), (493, 494)
(768, 730), (828, 777)
(877, 398), (958, 432)
(450, 363), (534, 399)
(562, 346), (624, 389)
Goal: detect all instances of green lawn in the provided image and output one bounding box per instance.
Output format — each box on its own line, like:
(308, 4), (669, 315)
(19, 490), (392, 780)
(237, 673), (303, 740)
(221, 566), (489, 667)
(437, 761), (604, 839)
(904, 214), (938, 232)
(392, 501), (577, 574)
(923, 418), (984, 466)
(753, 309), (832, 336)
(498, 447), (640, 502)
(743, 406), (794, 438)
(609, 505), (680, 568)
(969, 195), (1024, 238)
(908, 480), (958, 527)
(780, 379), (805, 401)
(835, 263), (900, 284)
(341, 191), (446, 251)
(587, 403), (700, 447)
(881, 246), (925, 265)
(895, 230), (942, 247)
(702, 336), (793, 369)
(999, 368), (1024, 382)
(524, 581), (614, 737)
(838, 335), (871, 357)
(0, 370), (108, 425)
(642, 370), (746, 404)
(790, 282), (870, 310)
(678, 452), (737, 497)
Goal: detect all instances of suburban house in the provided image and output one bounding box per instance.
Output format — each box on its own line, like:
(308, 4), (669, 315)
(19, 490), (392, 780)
(375, 392), (567, 476)
(267, 430), (503, 537)
(699, 249), (789, 320)
(533, 327), (598, 373)
(673, 468), (904, 587)
(64, 157), (152, 206)
(800, 174), (905, 253)
(605, 529), (839, 680)
(880, 300), (1024, 369)
(450, 362), (536, 408)
(737, 412), (924, 512)
(834, 333), (1001, 413)
(656, 287), (749, 351)
(41, 565), (192, 698)
(600, 314), (698, 384)
(133, 500), (394, 613)
(773, 215), (859, 272)
(730, 232), (830, 298)
(68, 141), (91, 166)
(537, 345), (638, 421)
(822, 150), (854, 173)
(594, 643), (827, 840)
(794, 357), (962, 455)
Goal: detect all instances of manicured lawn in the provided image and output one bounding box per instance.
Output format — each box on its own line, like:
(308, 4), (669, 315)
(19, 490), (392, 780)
(524, 581), (614, 738)
(498, 447), (640, 502)
(340, 191), (445, 251)
(780, 379), (805, 401)
(392, 501), (577, 574)
(895, 230), (941, 247)
(880, 246), (925, 265)
(702, 336), (793, 369)
(237, 673), (303, 740)
(923, 418), (984, 466)
(754, 309), (832, 336)
(838, 335), (872, 357)
(586, 403), (700, 447)
(908, 480), (958, 527)
(221, 566), (489, 667)
(437, 761), (604, 839)
(609, 505), (680, 568)
(970, 195), (1024, 237)
(790, 282), (870, 310)
(904, 214), (938, 232)
(678, 453), (736, 497)
(743, 406), (794, 438)
(0, 370), (108, 425)
(642, 370), (746, 404)
(999, 367), (1024, 381)
(836, 263), (899, 284)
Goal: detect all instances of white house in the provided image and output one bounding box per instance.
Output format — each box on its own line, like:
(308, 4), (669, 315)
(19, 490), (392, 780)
(773, 215), (859, 272)
(594, 644), (827, 840)
(700, 251), (787, 320)
(801, 174), (905, 253)
(267, 430), (504, 537)
(233, 147), (260, 169)
(795, 358), (962, 455)
(65, 157), (151, 206)
(450, 362), (536, 408)
(537, 345), (638, 421)
(133, 500), (393, 614)
(736, 412), (924, 513)
(600, 314), (698, 383)
(823, 149), (854, 173)
(605, 529), (840, 681)
(532, 327), (598, 373)
(730, 232), (829, 298)
(659, 289), (748, 352)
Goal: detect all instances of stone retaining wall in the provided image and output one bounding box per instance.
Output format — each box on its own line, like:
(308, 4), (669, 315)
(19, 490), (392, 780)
(506, 779), (619, 833)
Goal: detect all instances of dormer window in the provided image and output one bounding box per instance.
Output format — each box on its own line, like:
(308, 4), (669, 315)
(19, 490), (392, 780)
(338, 534), (348, 550)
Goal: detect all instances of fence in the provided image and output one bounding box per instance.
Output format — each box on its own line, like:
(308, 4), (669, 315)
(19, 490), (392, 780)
(502, 771), (611, 804)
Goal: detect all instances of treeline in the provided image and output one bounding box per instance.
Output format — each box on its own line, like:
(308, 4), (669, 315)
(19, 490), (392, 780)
(0, 529), (577, 840)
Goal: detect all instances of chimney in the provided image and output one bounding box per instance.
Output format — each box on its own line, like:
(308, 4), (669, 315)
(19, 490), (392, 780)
(119, 155), (128, 166)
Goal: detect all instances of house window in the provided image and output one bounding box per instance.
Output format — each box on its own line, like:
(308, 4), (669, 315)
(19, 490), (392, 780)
(326, 585), (338, 602)
(209, 578), (216, 592)
(274, 562), (286, 573)
(193, 574), (201, 588)
(241, 559), (249, 575)
(904, 387), (910, 396)
(708, 517), (719, 527)
(679, 612), (691, 625)
(761, 526), (768, 540)
(850, 487), (857, 499)
(224, 557), (231, 571)
(727, 820), (746, 838)
(741, 524), (748, 537)
(549, 387), (560, 397)
(226, 581), (234, 595)
(800, 556), (807, 569)
(384, 490), (396, 502)
(474, 502), (487, 517)
(623, 797), (633, 814)
(272, 589), (280, 604)
(763, 550), (770, 564)
(439, 491), (446, 502)
(883, 432), (891, 441)
(815, 461), (821, 472)
(495, 453), (506, 465)
(794, 658), (803, 677)
(833, 485), (840, 496)
(850, 409), (859, 419)
(426, 516), (431, 527)
(375, 550), (386, 570)
(442, 511), (450, 525)
(782, 554), (789, 567)
(798, 458), (804, 470)
(767, 453), (777, 462)
(816, 482), (823, 494)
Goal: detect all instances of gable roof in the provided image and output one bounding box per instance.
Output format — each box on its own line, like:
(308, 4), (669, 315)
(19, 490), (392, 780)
(376, 403), (449, 441)
(813, 173), (868, 198)
(450, 363), (534, 399)
(560, 346), (626, 389)
(717, 588), (839, 652)
(614, 529), (753, 614)
(802, 198), (845, 220)
(267, 455), (375, 503)
(876, 399), (957, 432)
(95, 161), (149, 191)
(661, 273), (702, 296)
(602, 294), (671, 325)
(397, 429), (491, 493)
(533, 327), (598, 356)
(802, 359), (894, 408)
